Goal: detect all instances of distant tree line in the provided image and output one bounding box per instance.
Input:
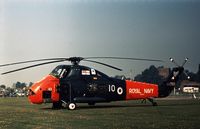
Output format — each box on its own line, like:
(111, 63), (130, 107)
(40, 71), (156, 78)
(134, 65), (163, 84)
(185, 65), (200, 82)
(13, 81), (34, 89)
(0, 85), (6, 89)
(0, 82), (34, 97)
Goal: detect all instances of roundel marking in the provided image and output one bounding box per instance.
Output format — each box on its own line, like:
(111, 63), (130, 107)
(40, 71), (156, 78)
(117, 87), (123, 95)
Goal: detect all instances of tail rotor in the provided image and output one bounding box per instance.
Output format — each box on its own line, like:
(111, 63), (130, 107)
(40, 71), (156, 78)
(158, 57), (190, 97)
(169, 57), (190, 80)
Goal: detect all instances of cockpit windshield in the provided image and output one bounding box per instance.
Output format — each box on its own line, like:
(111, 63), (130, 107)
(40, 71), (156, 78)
(50, 66), (70, 78)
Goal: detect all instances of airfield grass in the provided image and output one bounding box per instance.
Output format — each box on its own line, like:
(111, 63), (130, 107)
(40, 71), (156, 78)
(0, 97), (200, 129)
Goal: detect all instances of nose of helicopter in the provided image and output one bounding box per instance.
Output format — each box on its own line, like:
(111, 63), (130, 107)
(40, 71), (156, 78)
(27, 74), (60, 104)
(28, 83), (43, 104)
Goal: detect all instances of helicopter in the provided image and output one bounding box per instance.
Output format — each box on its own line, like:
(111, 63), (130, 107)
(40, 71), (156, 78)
(0, 57), (188, 110)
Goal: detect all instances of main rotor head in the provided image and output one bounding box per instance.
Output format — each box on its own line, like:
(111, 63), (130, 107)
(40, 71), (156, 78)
(68, 57), (84, 65)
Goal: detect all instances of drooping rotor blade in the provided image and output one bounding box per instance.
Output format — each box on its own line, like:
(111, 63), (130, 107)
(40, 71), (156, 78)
(183, 71), (191, 80)
(0, 56), (163, 74)
(1, 60), (66, 75)
(84, 57), (164, 62)
(169, 58), (179, 67)
(84, 59), (122, 71)
(0, 58), (67, 67)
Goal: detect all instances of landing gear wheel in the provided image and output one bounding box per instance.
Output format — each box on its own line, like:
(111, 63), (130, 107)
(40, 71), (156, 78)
(147, 98), (158, 106)
(68, 103), (76, 110)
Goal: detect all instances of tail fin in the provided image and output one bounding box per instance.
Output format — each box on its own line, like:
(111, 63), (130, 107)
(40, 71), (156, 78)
(166, 67), (184, 86)
(158, 58), (189, 97)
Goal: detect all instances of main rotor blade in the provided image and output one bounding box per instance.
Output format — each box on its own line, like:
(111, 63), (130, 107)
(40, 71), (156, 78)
(0, 58), (67, 67)
(84, 59), (122, 71)
(84, 57), (164, 62)
(1, 60), (66, 75)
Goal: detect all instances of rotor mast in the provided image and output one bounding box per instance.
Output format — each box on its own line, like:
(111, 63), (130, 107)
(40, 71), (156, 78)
(68, 57), (83, 65)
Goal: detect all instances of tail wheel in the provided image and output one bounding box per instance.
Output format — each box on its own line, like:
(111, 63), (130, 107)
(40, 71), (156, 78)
(68, 103), (76, 110)
(153, 102), (158, 106)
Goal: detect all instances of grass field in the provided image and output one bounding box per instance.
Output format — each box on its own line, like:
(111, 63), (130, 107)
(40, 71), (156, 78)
(0, 97), (200, 129)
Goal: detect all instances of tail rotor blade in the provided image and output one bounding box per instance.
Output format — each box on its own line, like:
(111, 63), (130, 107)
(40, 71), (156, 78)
(169, 58), (180, 67)
(183, 71), (191, 80)
(181, 57), (189, 67)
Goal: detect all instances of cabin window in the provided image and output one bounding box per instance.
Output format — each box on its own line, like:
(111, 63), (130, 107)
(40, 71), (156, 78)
(68, 68), (80, 77)
(50, 66), (70, 78)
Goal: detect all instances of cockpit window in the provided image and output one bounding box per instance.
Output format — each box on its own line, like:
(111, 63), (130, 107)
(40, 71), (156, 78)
(50, 66), (70, 78)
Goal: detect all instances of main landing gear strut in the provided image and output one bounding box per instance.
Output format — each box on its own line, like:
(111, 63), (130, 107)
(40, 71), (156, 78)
(148, 98), (158, 106)
(61, 100), (77, 110)
(141, 98), (158, 106)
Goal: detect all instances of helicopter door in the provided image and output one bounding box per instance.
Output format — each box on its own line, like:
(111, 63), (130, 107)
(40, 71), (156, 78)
(60, 67), (87, 102)
(89, 70), (111, 98)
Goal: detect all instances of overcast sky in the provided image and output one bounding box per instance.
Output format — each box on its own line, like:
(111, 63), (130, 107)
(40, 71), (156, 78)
(0, 0), (200, 86)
